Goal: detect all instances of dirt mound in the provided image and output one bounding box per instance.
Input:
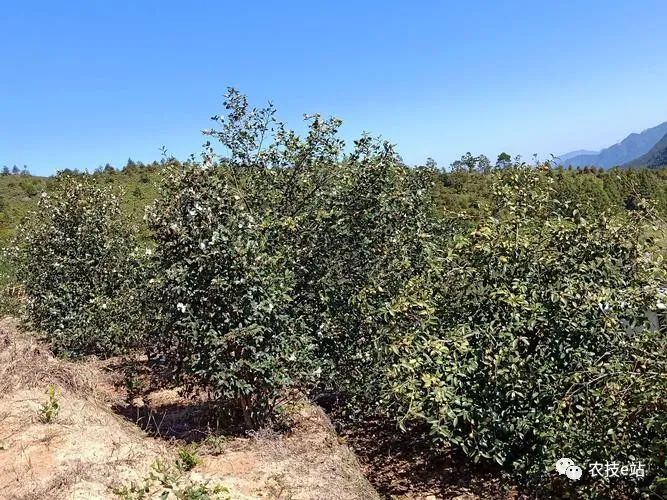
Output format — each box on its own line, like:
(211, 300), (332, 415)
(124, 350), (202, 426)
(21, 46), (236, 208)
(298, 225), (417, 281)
(0, 318), (164, 499)
(0, 318), (378, 499)
(198, 405), (378, 499)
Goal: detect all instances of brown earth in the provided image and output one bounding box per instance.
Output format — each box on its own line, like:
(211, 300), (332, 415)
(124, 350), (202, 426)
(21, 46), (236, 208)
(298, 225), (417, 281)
(0, 317), (378, 500)
(341, 419), (521, 500)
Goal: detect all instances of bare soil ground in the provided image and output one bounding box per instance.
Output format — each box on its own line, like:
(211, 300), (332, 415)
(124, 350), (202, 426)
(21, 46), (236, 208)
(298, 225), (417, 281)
(341, 419), (523, 500)
(0, 317), (378, 500)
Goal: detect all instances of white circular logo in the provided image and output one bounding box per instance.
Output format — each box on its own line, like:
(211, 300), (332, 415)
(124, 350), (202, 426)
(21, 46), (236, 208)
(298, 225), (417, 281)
(556, 457), (574, 475)
(565, 465), (582, 481)
(556, 458), (583, 481)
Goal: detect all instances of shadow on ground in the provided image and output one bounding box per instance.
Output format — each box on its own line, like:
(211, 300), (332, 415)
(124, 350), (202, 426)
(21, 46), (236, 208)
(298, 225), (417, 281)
(340, 417), (524, 499)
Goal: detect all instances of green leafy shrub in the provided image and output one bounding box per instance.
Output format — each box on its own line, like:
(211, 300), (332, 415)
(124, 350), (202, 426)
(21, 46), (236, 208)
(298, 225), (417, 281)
(145, 89), (342, 427)
(285, 138), (440, 411)
(146, 161), (318, 428)
(12, 175), (147, 357)
(385, 165), (666, 497)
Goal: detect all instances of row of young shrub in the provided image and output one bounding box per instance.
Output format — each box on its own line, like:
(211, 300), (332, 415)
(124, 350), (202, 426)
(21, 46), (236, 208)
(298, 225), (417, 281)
(11, 90), (666, 497)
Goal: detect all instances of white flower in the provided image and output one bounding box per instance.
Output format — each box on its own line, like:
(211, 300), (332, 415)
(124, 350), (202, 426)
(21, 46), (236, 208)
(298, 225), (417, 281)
(177, 302), (187, 313)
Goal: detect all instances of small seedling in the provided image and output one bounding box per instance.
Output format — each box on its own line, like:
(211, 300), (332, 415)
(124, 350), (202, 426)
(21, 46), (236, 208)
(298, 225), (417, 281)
(114, 457), (228, 499)
(200, 434), (228, 456)
(38, 385), (60, 424)
(176, 445), (201, 472)
(112, 482), (149, 500)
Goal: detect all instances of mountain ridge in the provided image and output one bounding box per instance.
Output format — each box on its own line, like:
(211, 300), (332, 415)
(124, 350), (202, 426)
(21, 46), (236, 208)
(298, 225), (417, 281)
(559, 121), (667, 168)
(558, 149), (598, 162)
(623, 132), (667, 168)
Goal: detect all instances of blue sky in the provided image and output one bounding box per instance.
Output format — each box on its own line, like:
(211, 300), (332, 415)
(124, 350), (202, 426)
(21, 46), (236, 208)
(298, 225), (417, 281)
(2, 1), (667, 175)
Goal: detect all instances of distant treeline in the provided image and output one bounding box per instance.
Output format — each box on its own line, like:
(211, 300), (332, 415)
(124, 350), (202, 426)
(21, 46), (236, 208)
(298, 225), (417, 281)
(5, 154), (667, 223)
(428, 153), (667, 218)
(1, 165), (31, 176)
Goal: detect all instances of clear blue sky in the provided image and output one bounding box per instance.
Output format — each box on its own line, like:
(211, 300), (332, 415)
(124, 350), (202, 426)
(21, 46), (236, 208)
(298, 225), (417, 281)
(2, 1), (667, 175)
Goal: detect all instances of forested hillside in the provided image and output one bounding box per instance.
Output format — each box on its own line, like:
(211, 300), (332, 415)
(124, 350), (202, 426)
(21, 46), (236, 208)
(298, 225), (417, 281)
(2, 158), (666, 249)
(624, 133), (667, 169)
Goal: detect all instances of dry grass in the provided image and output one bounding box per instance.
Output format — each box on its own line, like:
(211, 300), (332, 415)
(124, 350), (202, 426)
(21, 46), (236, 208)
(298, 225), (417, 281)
(0, 317), (102, 398)
(0, 316), (213, 499)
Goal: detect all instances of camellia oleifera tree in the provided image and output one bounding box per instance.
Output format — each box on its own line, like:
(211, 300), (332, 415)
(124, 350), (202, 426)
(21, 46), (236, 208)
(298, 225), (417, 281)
(145, 89), (438, 426)
(384, 165), (666, 497)
(146, 160), (318, 428)
(287, 137), (440, 412)
(12, 174), (146, 357)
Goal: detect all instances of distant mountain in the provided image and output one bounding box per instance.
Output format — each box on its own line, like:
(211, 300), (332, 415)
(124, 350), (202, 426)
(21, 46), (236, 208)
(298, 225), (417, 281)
(623, 132), (667, 168)
(558, 121), (667, 168)
(558, 149), (598, 162)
